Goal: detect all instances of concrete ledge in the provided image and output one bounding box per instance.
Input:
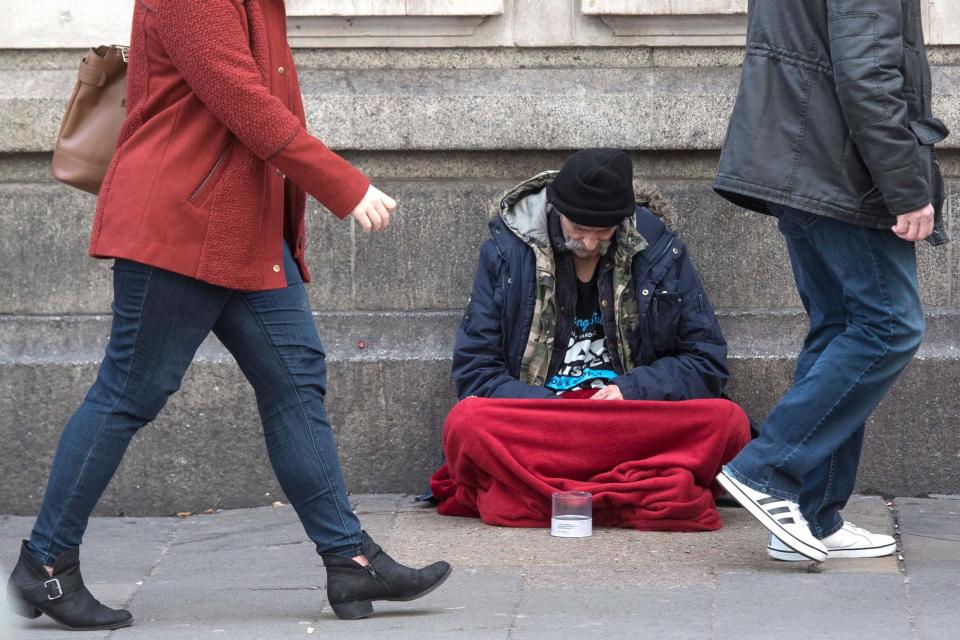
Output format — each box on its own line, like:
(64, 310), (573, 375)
(3, 66), (958, 152)
(1, 311), (959, 515)
(1, 179), (956, 315)
(0, 312), (460, 516)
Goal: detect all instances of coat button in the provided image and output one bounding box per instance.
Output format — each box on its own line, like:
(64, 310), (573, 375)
(277, 66), (285, 75)
(273, 264), (281, 273)
(672, 247), (679, 254)
(641, 289), (650, 296)
(276, 168), (283, 176)
(601, 299), (608, 308)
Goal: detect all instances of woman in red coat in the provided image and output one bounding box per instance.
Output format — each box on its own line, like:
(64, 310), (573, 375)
(6, 0), (451, 630)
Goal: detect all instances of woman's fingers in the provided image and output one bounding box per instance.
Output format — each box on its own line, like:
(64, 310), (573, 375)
(381, 192), (398, 211)
(351, 209), (372, 232)
(365, 205), (383, 232)
(348, 185), (397, 233)
(373, 198), (390, 230)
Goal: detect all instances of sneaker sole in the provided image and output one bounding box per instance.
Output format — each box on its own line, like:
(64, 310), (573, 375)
(716, 472), (827, 563)
(768, 541), (897, 562)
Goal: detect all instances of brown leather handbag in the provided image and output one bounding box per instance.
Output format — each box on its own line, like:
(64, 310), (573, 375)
(52, 45), (128, 194)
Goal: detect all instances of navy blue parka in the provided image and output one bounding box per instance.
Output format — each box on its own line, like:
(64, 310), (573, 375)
(452, 206), (729, 401)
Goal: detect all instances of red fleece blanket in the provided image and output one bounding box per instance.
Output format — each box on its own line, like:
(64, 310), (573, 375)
(430, 396), (751, 531)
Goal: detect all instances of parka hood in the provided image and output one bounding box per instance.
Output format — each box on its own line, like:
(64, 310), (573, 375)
(496, 171), (649, 259)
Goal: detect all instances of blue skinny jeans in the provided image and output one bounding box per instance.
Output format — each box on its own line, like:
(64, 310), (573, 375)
(27, 243), (363, 565)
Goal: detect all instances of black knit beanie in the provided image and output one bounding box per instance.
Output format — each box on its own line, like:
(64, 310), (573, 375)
(546, 149), (635, 228)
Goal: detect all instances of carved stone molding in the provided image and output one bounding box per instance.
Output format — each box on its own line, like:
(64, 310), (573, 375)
(582, 0), (747, 46)
(286, 0), (504, 17)
(581, 0), (745, 15)
(285, 0), (505, 45)
(287, 17), (494, 44)
(926, 0), (960, 45)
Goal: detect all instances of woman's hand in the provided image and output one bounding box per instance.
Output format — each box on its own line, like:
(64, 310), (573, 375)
(350, 185), (397, 233)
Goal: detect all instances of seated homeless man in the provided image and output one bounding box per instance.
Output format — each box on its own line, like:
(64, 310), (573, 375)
(430, 149), (751, 531)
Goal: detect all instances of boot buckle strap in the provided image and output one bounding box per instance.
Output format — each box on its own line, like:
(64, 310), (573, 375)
(43, 578), (63, 600)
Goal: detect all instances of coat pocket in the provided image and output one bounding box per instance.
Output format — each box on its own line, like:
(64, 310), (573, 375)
(651, 279), (683, 354)
(909, 118), (951, 246)
(189, 145), (231, 207)
(909, 117), (950, 146)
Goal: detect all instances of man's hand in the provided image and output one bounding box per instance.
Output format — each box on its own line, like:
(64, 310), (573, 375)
(350, 185), (397, 233)
(590, 385), (623, 401)
(892, 203), (934, 242)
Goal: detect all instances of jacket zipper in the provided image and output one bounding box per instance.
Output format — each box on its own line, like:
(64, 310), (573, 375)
(190, 148), (229, 203)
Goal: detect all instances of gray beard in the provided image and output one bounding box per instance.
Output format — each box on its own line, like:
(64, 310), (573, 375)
(564, 237), (612, 258)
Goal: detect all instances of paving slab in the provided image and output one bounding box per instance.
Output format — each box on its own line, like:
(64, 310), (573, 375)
(512, 584), (713, 640)
(1, 496), (956, 639)
(314, 569), (520, 639)
(714, 572), (912, 640)
(897, 497), (960, 640)
(0, 516), (175, 640)
(0, 515), (176, 587)
(117, 586), (321, 640)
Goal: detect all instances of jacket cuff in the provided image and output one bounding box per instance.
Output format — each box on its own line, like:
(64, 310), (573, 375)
(611, 374), (640, 400)
(877, 164), (931, 216)
(269, 127), (370, 218)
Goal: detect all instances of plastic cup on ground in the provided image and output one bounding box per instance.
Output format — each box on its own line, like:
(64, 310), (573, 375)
(551, 491), (592, 537)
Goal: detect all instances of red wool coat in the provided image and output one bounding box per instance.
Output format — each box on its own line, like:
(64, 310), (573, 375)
(90, 0), (369, 291)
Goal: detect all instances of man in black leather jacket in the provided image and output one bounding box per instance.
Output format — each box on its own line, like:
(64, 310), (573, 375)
(713, 0), (949, 563)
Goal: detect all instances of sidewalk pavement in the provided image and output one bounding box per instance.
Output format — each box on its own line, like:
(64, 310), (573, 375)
(1, 494), (957, 640)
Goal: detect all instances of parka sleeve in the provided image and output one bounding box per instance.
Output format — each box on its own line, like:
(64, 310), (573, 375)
(452, 241), (557, 400)
(610, 250), (728, 401)
(154, 0), (369, 217)
(825, 0), (929, 216)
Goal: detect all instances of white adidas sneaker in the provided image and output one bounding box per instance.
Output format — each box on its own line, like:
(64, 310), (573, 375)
(716, 468), (827, 562)
(768, 522), (896, 561)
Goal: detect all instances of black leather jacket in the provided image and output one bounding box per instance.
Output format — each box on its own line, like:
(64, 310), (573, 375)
(714, 0), (949, 245)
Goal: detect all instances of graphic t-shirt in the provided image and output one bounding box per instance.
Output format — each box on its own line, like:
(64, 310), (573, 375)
(545, 273), (618, 392)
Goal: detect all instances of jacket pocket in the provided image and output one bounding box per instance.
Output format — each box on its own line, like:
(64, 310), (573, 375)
(189, 145), (231, 207)
(651, 279), (683, 354)
(907, 118), (950, 245)
(909, 117), (950, 146)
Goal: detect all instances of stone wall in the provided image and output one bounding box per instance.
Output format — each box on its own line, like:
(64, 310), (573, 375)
(1, 1), (958, 514)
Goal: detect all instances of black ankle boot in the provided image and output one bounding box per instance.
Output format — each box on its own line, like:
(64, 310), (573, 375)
(321, 532), (452, 620)
(6, 541), (133, 631)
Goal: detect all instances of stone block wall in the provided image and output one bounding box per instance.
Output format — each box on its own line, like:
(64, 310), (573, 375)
(1, 1), (958, 514)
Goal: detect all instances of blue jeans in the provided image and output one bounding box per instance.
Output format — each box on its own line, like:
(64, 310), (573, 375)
(725, 205), (924, 539)
(27, 243), (363, 565)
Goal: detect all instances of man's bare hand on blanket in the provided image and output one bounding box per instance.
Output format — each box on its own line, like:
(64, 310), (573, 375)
(591, 385), (623, 400)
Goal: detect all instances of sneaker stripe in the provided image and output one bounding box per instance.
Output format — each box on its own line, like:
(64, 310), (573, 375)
(767, 506), (790, 515)
(715, 471), (827, 562)
(777, 517), (795, 524)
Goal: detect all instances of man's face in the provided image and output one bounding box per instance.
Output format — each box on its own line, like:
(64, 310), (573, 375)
(559, 214), (617, 258)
